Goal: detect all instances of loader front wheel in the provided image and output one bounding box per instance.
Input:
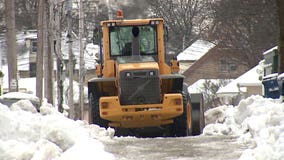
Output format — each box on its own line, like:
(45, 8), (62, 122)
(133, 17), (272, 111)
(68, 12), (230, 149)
(190, 93), (205, 136)
(89, 92), (109, 128)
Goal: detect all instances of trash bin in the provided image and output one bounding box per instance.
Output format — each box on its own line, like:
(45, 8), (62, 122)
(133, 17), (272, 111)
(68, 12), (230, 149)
(278, 73), (284, 97)
(262, 73), (280, 99)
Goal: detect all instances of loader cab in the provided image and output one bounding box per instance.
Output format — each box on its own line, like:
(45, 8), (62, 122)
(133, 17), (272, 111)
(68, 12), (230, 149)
(94, 18), (175, 77)
(108, 25), (158, 60)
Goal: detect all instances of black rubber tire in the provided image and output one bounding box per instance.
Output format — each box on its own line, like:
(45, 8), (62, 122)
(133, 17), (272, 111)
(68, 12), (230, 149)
(89, 92), (109, 128)
(190, 93), (205, 136)
(172, 91), (191, 137)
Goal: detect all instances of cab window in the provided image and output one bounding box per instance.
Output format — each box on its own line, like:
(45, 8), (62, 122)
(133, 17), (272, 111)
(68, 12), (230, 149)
(109, 25), (158, 57)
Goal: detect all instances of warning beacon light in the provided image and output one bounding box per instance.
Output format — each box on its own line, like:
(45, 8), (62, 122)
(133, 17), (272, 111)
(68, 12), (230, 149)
(117, 10), (124, 19)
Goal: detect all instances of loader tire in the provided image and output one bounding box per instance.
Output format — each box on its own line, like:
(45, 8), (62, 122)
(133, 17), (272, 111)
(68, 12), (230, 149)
(190, 93), (205, 136)
(172, 91), (191, 137)
(89, 92), (109, 128)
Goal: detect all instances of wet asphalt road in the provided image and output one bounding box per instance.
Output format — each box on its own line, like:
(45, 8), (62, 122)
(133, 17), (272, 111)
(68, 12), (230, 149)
(103, 135), (249, 160)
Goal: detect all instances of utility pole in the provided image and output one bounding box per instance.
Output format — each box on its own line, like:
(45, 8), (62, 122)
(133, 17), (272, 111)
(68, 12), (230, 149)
(42, 1), (54, 105)
(79, 0), (85, 120)
(66, 0), (74, 119)
(277, 0), (284, 74)
(43, 1), (48, 103)
(55, 2), (64, 113)
(44, 0), (54, 104)
(37, 0), (45, 104)
(5, 0), (18, 92)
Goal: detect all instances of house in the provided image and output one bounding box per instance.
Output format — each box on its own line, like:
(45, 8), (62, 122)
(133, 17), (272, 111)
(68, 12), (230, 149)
(182, 45), (249, 85)
(0, 31), (98, 101)
(216, 64), (263, 105)
(214, 46), (280, 105)
(19, 31), (98, 81)
(17, 31), (38, 78)
(24, 30), (37, 77)
(177, 40), (215, 73)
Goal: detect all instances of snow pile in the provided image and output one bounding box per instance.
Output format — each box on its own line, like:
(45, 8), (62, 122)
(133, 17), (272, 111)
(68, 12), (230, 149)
(10, 99), (38, 113)
(0, 100), (115, 160)
(62, 78), (89, 104)
(203, 95), (284, 160)
(0, 92), (39, 102)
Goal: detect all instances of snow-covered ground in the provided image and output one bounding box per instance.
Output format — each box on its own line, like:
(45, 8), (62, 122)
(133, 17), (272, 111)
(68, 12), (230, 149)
(0, 93), (283, 159)
(204, 95), (284, 160)
(0, 97), (115, 160)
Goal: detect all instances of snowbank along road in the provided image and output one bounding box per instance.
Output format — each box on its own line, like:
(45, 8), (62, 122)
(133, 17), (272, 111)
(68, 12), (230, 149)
(1, 95), (283, 159)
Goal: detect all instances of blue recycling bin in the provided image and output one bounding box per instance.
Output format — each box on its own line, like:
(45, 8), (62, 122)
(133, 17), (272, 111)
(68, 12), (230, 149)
(262, 74), (280, 99)
(278, 74), (284, 97)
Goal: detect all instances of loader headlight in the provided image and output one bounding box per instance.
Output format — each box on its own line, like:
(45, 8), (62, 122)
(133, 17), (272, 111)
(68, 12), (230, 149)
(125, 72), (131, 77)
(107, 22), (116, 27)
(150, 20), (160, 25)
(101, 102), (108, 109)
(149, 71), (155, 76)
(175, 98), (182, 105)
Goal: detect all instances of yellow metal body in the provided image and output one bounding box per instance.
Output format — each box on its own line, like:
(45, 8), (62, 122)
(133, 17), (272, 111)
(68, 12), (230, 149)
(90, 17), (185, 129)
(98, 18), (177, 77)
(100, 94), (183, 128)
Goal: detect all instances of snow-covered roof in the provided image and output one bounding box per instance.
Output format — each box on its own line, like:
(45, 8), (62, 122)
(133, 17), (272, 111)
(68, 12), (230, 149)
(188, 79), (207, 93)
(177, 40), (215, 61)
(188, 79), (230, 94)
(217, 65), (263, 96)
(263, 46), (277, 56)
(24, 33), (37, 40)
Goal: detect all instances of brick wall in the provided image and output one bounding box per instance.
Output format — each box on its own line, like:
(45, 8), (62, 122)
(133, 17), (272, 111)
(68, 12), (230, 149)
(183, 46), (249, 85)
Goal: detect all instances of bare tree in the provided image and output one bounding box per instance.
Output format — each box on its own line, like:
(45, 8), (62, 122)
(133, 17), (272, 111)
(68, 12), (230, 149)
(15, 0), (38, 30)
(0, 0), (5, 32)
(201, 79), (231, 110)
(147, 0), (213, 52)
(1, 0), (39, 32)
(277, 0), (284, 73)
(209, 0), (278, 68)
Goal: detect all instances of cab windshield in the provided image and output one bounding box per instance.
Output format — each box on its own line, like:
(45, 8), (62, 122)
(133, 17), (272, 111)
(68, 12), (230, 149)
(109, 25), (158, 57)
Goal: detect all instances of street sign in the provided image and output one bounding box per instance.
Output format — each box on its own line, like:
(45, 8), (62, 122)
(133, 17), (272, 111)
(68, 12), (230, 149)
(10, 79), (18, 90)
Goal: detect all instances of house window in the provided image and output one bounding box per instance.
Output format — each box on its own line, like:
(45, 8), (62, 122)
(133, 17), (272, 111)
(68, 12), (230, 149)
(31, 41), (37, 53)
(230, 63), (237, 71)
(30, 62), (36, 77)
(220, 59), (227, 72)
(220, 58), (238, 72)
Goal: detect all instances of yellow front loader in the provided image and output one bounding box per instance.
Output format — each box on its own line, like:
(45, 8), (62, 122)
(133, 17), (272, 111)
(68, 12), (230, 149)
(88, 11), (204, 137)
